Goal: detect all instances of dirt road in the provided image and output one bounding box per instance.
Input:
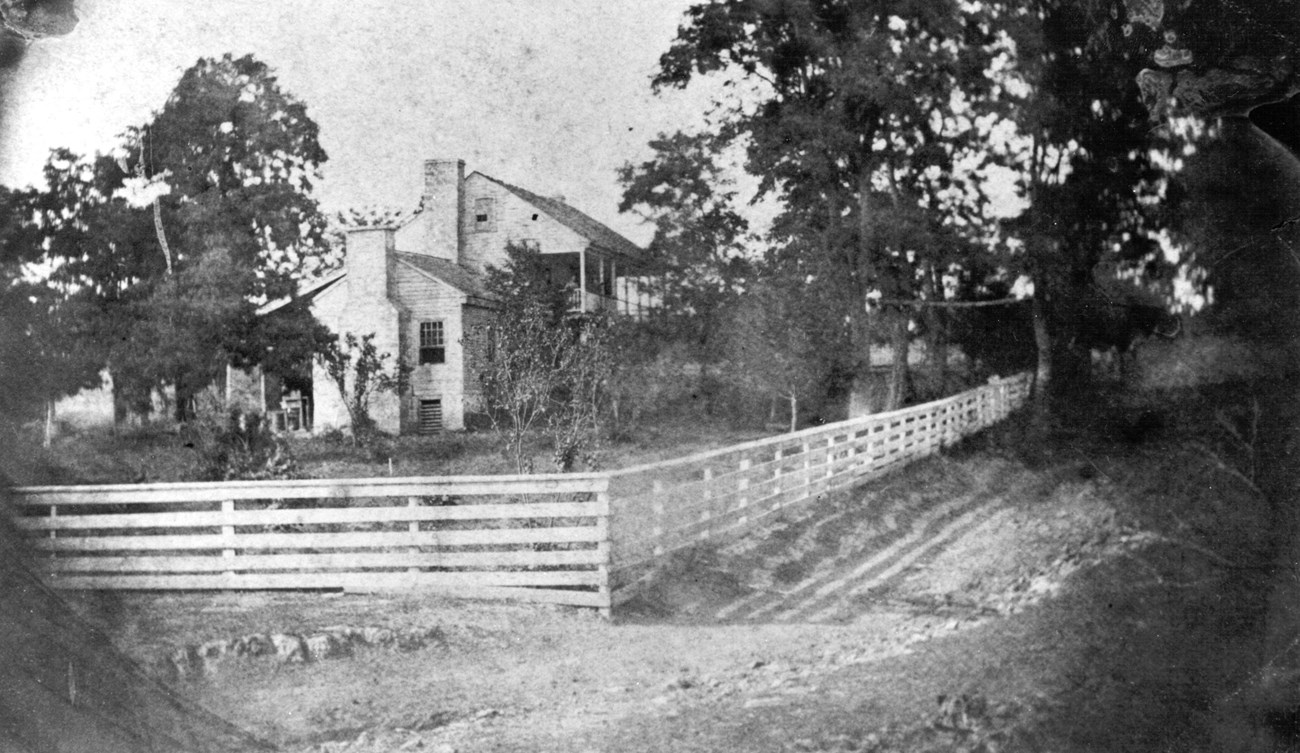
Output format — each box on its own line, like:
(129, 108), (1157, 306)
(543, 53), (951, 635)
(60, 418), (1277, 752)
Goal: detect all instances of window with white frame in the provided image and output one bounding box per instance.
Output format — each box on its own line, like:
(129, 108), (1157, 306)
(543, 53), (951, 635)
(419, 320), (445, 365)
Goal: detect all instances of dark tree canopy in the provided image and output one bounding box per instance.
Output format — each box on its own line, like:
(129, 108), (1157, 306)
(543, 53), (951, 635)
(646, 0), (1032, 410)
(618, 130), (750, 390)
(20, 53), (334, 421)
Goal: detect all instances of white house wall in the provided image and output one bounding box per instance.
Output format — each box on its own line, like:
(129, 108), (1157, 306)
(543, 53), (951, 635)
(461, 174), (591, 273)
(308, 272), (405, 435)
(393, 261), (470, 431)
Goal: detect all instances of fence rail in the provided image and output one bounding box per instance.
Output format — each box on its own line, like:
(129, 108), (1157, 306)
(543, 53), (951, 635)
(10, 473), (612, 612)
(8, 374), (1030, 614)
(605, 373), (1031, 596)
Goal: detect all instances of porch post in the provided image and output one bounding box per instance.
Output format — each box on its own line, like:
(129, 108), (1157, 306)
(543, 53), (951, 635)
(579, 247), (587, 313)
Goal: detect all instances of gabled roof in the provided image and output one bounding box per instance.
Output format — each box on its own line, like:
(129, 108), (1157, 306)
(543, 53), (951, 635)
(477, 174), (643, 260)
(395, 252), (493, 301)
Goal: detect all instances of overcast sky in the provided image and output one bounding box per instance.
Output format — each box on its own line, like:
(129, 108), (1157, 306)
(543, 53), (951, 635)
(0, 0), (723, 244)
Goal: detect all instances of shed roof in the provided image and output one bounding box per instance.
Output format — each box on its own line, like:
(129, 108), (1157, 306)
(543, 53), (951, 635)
(256, 269), (345, 316)
(395, 252), (492, 300)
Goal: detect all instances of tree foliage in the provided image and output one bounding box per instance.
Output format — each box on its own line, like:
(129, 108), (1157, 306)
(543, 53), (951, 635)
(650, 0), (1029, 411)
(0, 184), (103, 423)
(721, 280), (822, 431)
(25, 53), (333, 422)
(317, 332), (408, 440)
(996, 3), (1190, 392)
(475, 243), (612, 473)
(619, 131), (751, 413)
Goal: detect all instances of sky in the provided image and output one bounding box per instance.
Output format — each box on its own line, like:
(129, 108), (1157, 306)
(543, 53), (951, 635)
(0, 0), (724, 245)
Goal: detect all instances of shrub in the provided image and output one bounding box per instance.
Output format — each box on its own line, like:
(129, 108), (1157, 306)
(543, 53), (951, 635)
(192, 410), (299, 481)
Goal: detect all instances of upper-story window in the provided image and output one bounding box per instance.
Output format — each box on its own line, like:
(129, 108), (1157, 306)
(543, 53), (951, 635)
(474, 198), (496, 232)
(419, 320), (445, 365)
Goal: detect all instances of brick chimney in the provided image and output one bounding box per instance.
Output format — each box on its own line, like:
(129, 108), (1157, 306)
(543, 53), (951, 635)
(345, 226), (396, 302)
(422, 158), (464, 262)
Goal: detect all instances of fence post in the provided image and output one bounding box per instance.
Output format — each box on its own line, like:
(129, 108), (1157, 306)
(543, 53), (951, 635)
(407, 496), (420, 573)
(771, 448), (783, 513)
(221, 499), (236, 579)
(596, 482), (612, 620)
(737, 458), (752, 527)
(701, 467), (714, 536)
(802, 441), (812, 498)
(863, 423), (879, 478)
(651, 479), (665, 557)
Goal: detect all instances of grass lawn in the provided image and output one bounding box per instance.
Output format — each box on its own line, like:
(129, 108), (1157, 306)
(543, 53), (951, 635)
(2, 409), (780, 486)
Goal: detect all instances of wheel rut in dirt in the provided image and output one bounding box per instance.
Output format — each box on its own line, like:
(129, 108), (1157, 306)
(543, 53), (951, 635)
(622, 457), (1034, 626)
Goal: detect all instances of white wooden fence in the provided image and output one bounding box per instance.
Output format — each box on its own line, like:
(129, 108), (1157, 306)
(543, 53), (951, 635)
(8, 374), (1030, 614)
(605, 373), (1031, 595)
(11, 475), (612, 612)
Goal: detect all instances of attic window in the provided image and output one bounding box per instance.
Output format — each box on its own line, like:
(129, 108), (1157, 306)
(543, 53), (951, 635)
(531, 213), (539, 221)
(419, 320), (445, 365)
(474, 198), (496, 232)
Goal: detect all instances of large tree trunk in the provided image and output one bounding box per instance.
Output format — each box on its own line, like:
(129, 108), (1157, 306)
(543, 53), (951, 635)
(111, 372), (129, 429)
(847, 167), (881, 417)
(1027, 283), (1054, 438)
(925, 270), (949, 397)
(885, 312), (910, 410)
(847, 311), (883, 417)
(1031, 288), (1052, 395)
(173, 376), (196, 423)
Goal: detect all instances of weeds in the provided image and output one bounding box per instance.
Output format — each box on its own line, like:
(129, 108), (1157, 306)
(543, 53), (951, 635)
(185, 410), (299, 482)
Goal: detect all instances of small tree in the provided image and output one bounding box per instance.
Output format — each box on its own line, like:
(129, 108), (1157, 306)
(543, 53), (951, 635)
(548, 316), (614, 472)
(475, 298), (568, 473)
(722, 284), (821, 433)
(318, 332), (406, 440)
(475, 242), (615, 473)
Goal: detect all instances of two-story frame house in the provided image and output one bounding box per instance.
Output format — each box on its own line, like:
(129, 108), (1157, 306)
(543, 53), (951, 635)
(254, 158), (652, 434)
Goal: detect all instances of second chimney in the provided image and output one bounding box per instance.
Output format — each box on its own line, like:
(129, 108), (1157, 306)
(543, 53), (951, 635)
(422, 158), (464, 262)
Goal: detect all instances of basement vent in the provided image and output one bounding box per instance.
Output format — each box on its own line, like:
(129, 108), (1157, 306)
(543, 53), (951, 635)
(418, 399), (443, 434)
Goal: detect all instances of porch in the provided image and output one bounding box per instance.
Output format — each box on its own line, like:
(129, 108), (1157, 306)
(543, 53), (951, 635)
(536, 248), (655, 319)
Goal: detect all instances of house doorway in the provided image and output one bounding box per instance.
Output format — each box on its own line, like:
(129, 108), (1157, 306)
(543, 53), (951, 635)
(279, 372), (313, 432)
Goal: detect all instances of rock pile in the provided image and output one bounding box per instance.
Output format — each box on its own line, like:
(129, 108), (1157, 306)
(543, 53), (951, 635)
(158, 624), (445, 680)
